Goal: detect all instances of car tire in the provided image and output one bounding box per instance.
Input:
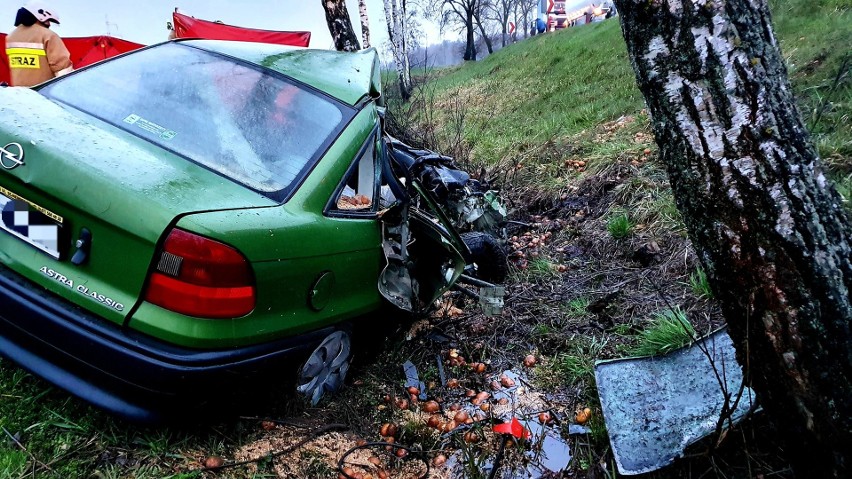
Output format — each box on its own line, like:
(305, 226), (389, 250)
(461, 232), (508, 283)
(296, 330), (352, 406)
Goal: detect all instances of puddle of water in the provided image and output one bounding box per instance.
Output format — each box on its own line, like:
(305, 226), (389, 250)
(525, 421), (572, 475)
(444, 368), (573, 478)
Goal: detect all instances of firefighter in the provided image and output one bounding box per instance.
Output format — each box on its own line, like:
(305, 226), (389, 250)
(5, 2), (72, 87)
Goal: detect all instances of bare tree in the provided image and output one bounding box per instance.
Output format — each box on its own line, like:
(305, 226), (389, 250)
(321, 0), (361, 52)
(384, 0), (413, 99)
(514, 0), (537, 39)
(428, 0), (480, 61)
(486, 0), (514, 47)
(358, 0), (371, 48)
(473, 0), (494, 54)
(613, 0), (851, 476)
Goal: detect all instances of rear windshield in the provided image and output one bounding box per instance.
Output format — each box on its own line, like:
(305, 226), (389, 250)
(41, 43), (350, 199)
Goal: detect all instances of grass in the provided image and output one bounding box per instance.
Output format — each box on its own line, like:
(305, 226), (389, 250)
(630, 308), (697, 357)
(606, 212), (634, 239)
(1, 0), (847, 477)
(689, 267), (714, 299)
(534, 336), (609, 401)
(511, 258), (561, 283)
(562, 297), (590, 320)
(397, 0), (849, 200)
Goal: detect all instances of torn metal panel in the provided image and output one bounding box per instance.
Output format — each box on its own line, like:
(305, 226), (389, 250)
(479, 286), (505, 317)
(594, 328), (755, 475)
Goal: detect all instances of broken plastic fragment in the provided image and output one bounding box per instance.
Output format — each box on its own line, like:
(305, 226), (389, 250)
(492, 417), (531, 439)
(479, 286), (505, 317)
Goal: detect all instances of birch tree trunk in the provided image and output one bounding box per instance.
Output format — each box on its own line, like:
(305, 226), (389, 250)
(322, 0), (361, 52)
(358, 0), (371, 48)
(383, 0), (413, 100)
(613, 0), (851, 476)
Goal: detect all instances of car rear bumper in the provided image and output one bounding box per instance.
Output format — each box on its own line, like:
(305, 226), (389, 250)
(0, 263), (329, 422)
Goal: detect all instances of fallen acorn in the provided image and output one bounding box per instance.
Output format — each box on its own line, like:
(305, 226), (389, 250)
(261, 420), (276, 431)
(376, 469), (389, 479)
(441, 420), (458, 433)
(203, 456), (225, 469)
(449, 403), (462, 412)
(447, 378), (460, 389)
(523, 354), (537, 367)
(380, 423), (398, 437)
(423, 400), (440, 413)
(490, 380), (502, 391)
(339, 466), (355, 479)
(395, 448), (408, 458)
(407, 386), (420, 396)
(453, 410), (470, 423)
(395, 398), (409, 410)
(463, 431), (481, 443)
(465, 389), (477, 398)
(498, 397), (509, 405)
(575, 407), (592, 424)
(539, 412), (552, 424)
(355, 438), (368, 447)
(500, 375), (516, 388)
(472, 391), (490, 405)
(427, 415), (441, 428)
(368, 456), (382, 466)
(432, 454), (447, 467)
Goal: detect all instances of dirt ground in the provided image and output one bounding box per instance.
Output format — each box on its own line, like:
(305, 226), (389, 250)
(180, 120), (791, 479)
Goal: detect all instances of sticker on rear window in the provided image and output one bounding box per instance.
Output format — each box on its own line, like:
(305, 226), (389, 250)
(123, 114), (177, 140)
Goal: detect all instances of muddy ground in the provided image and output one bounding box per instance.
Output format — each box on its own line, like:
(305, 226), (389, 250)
(88, 120), (792, 479)
(158, 134), (797, 479)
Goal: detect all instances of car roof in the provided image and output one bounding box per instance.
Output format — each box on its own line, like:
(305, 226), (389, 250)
(180, 39), (381, 107)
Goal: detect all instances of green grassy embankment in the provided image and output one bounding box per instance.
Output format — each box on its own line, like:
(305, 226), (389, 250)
(410, 0), (849, 197)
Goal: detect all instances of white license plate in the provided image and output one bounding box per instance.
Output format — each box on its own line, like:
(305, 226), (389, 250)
(0, 188), (63, 259)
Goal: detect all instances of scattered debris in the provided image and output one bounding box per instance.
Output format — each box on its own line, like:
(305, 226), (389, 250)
(403, 361), (427, 400)
(595, 328), (755, 475)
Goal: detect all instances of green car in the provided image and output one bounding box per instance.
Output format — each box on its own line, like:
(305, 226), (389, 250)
(0, 40), (505, 420)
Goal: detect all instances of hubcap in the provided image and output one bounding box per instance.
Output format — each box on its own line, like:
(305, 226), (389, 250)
(296, 331), (351, 405)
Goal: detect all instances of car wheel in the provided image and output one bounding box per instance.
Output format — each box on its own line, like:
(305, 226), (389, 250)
(296, 330), (352, 406)
(461, 232), (508, 283)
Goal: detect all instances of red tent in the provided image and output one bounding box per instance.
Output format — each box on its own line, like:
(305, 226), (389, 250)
(0, 33), (9, 85)
(172, 11), (310, 47)
(1, 33), (143, 86)
(64, 35), (144, 69)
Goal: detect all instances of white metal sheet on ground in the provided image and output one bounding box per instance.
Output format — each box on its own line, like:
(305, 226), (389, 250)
(594, 328), (756, 475)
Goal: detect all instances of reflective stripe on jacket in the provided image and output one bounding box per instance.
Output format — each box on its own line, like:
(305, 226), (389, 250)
(5, 24), (72, 87)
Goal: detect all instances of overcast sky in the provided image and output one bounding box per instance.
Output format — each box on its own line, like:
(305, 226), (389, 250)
(4, 0), (442, 52)
(5, 1), (595, 54)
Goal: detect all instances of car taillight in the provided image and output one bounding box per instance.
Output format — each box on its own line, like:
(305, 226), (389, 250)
(144, 228), (255, 318)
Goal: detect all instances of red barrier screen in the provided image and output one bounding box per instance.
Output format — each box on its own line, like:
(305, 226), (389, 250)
(172, 12), (310, 47)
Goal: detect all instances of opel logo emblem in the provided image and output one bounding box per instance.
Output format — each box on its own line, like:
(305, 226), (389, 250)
(0, 143), (24, 170)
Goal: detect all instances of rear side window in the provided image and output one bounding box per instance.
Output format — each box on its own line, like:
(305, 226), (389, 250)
(41, 43), (350, 199)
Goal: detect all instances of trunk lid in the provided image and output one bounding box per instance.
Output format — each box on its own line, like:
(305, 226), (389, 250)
(0, 87), (276, 324)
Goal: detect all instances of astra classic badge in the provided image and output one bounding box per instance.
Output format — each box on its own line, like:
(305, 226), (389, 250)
(0, 143), (25, 170)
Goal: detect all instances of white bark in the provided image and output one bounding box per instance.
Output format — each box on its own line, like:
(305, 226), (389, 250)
(383, 0), (412, 97)
(359, 0), (371, 48)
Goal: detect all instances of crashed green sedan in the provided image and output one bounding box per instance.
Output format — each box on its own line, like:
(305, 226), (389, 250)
(0, 40), (506, 421)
